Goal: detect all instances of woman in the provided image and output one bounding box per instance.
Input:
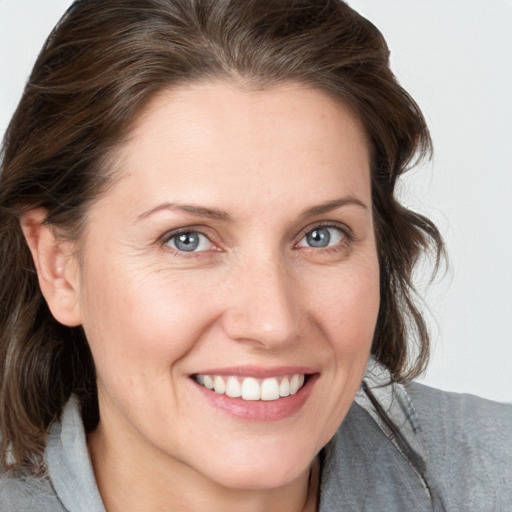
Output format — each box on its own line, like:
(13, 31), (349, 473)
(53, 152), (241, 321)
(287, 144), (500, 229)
(0, 1), (510, 511)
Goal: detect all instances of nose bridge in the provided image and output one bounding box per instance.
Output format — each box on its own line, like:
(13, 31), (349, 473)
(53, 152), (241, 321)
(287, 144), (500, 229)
(223, 250), (300, 347)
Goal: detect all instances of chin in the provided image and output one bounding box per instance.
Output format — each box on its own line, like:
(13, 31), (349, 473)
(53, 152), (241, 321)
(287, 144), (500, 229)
(207, 461), (309, 492)
(189, 434), (320, 491)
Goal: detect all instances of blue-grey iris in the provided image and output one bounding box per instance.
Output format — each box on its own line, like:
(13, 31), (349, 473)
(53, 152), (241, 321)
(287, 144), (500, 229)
(306, 228), (330, 248)
(174, 232), (200, 252)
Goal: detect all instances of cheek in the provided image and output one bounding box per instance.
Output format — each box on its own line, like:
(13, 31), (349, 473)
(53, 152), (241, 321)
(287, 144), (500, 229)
(78, 259), (218, 379)
(309, 260), (380, 354)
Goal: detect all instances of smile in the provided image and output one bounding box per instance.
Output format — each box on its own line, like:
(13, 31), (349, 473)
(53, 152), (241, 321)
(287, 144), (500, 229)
(194, 374), (306, 401)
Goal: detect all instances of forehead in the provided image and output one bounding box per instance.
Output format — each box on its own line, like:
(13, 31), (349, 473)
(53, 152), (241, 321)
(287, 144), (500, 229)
(104, 81), (371, 218)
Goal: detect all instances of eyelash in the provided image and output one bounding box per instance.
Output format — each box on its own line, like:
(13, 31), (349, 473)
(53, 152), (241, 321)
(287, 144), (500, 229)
(159, 222), (353, 257)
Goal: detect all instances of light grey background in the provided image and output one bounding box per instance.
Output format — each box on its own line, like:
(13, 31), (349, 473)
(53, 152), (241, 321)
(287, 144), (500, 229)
(1, 0), (511, 402)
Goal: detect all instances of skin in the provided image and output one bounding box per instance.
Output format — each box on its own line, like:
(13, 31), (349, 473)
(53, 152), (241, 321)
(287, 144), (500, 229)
(23, 82), (380, 512)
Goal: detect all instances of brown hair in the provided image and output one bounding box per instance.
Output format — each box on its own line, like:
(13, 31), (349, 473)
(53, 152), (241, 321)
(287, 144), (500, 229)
(0, 0), (443, 470)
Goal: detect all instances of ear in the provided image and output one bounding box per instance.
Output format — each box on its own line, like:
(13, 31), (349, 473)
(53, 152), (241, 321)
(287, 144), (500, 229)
(20, 209), (82, 327)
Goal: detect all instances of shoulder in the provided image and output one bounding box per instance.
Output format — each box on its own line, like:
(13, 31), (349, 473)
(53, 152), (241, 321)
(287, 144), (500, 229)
(2, 396), (104, 512)
(406, 382), (512, 509)
(407, 381), (512, 452)
(0, 468), (65, 512)
(322, 362), (512, 511)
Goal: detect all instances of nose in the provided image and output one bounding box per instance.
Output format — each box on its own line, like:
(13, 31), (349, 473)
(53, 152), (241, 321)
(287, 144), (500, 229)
(220, 256), (301, 349)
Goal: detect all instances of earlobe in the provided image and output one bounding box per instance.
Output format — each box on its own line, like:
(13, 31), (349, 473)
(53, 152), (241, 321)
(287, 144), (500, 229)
(20, 209), (82, 327)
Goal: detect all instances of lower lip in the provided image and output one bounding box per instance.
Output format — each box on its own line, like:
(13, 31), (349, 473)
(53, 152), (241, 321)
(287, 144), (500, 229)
(193, 375), (318, 422)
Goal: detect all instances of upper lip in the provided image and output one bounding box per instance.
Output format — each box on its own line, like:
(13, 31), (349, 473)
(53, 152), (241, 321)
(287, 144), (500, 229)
(191, 365), (317, 378)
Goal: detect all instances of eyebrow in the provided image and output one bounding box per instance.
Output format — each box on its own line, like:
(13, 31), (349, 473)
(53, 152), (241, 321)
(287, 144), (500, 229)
(136, 196), (368, 223)
(136, 202), (231, 223)
(301, 196), (369, 218)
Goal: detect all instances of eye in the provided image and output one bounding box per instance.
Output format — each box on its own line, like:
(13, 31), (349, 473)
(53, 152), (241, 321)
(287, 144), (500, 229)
(297, 226), (345, 249)
(165, 231), (212, 252)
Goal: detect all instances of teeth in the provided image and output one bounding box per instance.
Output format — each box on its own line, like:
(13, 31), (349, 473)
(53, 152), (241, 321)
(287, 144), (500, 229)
(203, 375), (214, 390)
(195, 374), (307, 401)
(213, 375), (226, 394)
(261, 378), (280, 401)
(225, 376), (241, 398)
(289, 374), (300, 395)
(279, 377), (290, 397)
(241, 377), (260, 400)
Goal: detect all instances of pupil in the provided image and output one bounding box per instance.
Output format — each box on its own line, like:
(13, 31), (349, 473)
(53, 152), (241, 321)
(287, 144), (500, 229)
(307, 228), (330, 248)
(176, 232), (199, 251)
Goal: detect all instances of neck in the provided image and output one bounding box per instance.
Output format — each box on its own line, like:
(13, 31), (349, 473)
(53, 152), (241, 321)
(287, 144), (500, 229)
(87, 422), (320, 512)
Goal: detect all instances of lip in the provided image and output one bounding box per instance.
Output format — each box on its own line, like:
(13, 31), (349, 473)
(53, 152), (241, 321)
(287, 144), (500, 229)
(190, 368), (319, 422)
(192, 365), (317, 378)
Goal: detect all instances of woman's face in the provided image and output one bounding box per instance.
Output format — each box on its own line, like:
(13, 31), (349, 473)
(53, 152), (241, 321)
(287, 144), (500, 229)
(76, 82), (380, 489)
